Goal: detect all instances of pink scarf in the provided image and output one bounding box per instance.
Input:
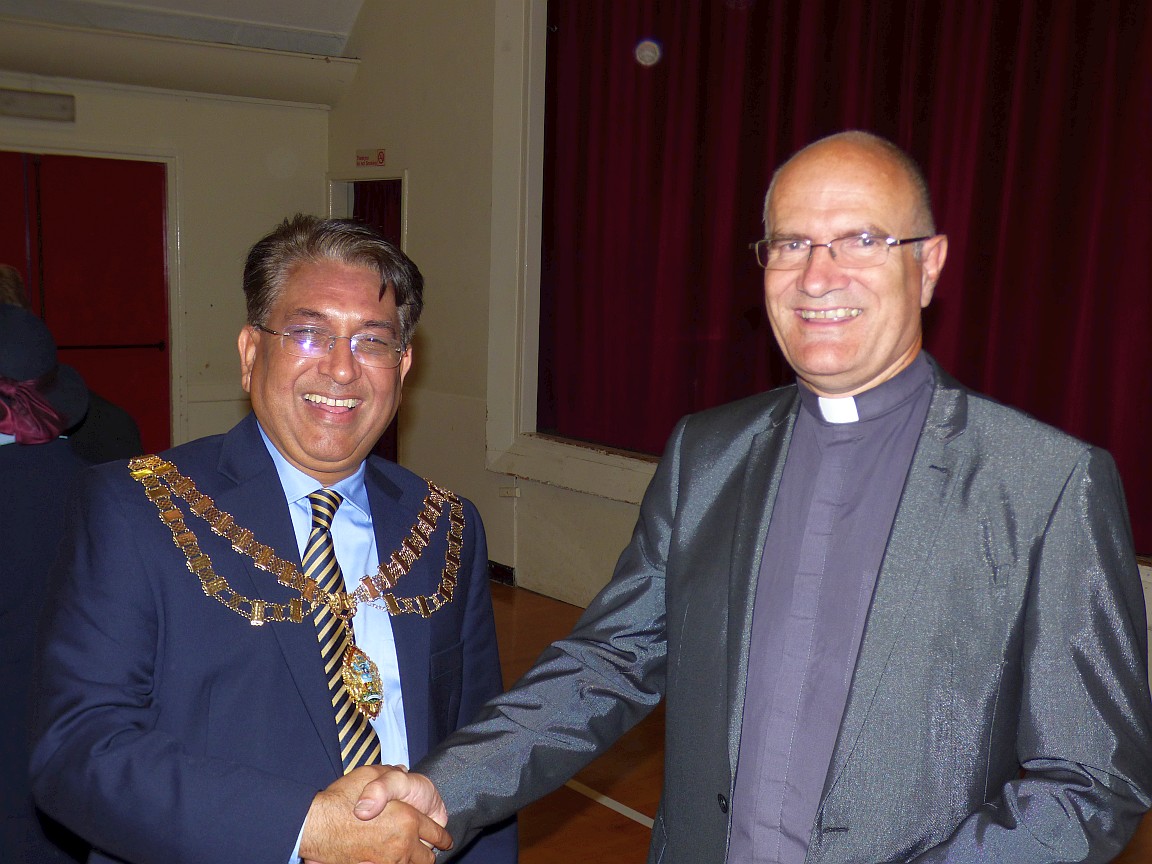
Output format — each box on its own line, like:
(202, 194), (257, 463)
(0, 374), (67, 444)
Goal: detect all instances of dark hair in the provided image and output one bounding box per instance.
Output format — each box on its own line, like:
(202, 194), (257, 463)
(242, 214), (424, 345)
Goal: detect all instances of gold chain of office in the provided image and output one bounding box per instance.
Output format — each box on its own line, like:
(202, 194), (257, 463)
(128, 454), (463, 625)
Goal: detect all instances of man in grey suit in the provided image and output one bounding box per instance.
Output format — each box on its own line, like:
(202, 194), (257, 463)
(361, 131), (1152, 862)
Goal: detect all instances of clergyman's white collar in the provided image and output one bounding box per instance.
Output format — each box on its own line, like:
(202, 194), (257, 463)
(817, 395), (860, 424)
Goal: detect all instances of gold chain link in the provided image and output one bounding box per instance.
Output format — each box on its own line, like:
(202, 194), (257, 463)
(128, 454), (463, 625)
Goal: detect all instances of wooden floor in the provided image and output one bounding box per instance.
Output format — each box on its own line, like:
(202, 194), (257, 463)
(489, 583), (1152, 863)
(490, 583), (660, 863)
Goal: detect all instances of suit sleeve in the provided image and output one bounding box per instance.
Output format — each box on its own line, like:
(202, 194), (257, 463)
(29, 466), (317, 864)
(446, 499), (518, 864)
(904, 448), (1152, 863)
(415, 422), (684, 857)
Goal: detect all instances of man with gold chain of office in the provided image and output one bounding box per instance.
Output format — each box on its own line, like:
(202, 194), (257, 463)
(30, 215), (515, 864)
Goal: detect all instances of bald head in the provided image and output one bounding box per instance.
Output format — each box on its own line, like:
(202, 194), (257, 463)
(763, 132), (935, 239)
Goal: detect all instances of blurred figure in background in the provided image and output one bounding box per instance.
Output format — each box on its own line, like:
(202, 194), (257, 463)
(0, 304), (91, 863)
(0, 264), (142, 463)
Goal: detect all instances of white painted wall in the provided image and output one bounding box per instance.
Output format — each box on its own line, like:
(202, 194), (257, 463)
(329, 0), (645, 601)
(329, 0), (511, 563)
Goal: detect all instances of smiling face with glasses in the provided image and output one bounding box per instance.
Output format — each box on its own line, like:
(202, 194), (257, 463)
(254, 323), (407, 369)
(239, 257), (412, 484)
(758, 137), (948, 398)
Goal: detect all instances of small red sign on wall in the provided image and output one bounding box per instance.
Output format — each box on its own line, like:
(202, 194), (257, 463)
(356, 149), (386, 167)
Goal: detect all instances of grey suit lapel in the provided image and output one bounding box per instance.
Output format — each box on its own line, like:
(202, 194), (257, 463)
(820, 366), (970, 800)
(726, 391), (799, 775)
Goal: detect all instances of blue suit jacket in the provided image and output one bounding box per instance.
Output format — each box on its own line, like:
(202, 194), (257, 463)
(1, 438), (90, 863)
(30, 415), (515, 864)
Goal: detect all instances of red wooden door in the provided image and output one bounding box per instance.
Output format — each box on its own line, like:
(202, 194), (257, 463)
(0, 151), (169, 453)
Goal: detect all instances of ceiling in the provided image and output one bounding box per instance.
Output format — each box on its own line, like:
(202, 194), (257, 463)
(0, 0), (364, 57)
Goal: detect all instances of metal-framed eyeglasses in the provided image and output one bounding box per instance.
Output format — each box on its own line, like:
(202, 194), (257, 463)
(749, 232), (932, 270)
(255, 323), (406, 369)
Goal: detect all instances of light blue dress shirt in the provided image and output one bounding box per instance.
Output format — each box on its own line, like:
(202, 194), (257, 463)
(258, 425), (409, 763)
(257, 427), (409, 862)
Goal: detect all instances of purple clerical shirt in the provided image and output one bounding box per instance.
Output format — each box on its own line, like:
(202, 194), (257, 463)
(727, 353), (933, 863)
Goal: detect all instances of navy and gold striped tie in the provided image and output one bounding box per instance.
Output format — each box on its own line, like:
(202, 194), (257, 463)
(303, 489), (382, 773)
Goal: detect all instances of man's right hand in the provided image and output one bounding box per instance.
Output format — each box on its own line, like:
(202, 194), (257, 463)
(300, 766), (452, 864)
(347, 769), (442, 825)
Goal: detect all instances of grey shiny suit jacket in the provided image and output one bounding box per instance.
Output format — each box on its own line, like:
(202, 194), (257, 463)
(419, 358), (1152, 863)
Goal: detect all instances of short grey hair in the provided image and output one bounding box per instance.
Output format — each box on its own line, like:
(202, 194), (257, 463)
(242, 214), (424, 346)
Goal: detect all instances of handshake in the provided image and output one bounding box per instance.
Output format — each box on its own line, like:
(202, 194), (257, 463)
(300, 765), (450, 864)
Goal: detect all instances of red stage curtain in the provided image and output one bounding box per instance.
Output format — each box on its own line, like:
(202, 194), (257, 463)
(537, 0), (1152, 549)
